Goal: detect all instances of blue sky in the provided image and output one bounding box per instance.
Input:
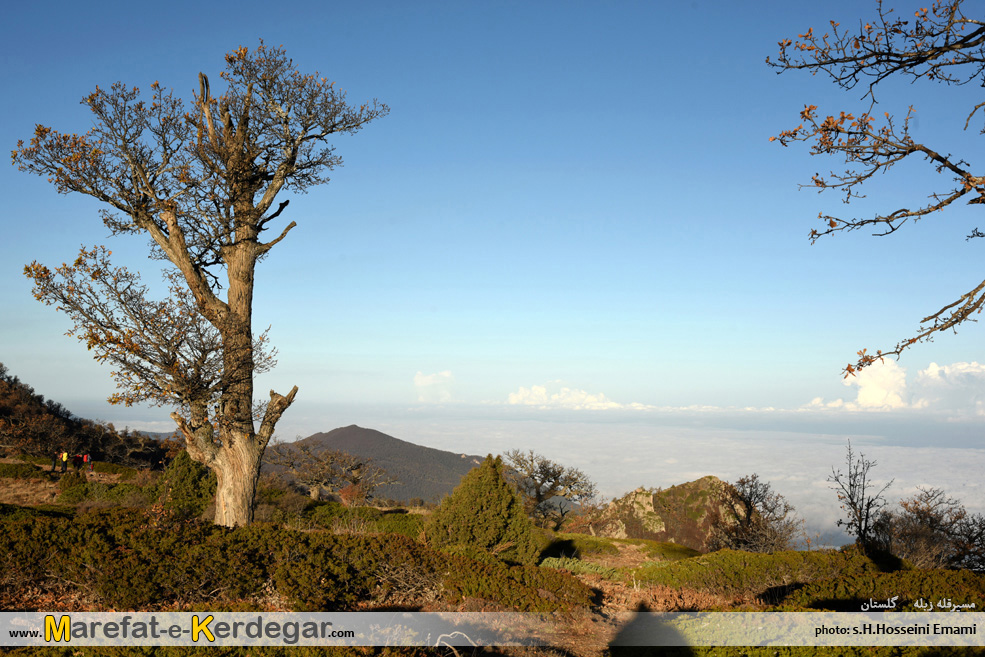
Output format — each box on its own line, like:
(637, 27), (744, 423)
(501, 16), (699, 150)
(2, 2), (983, 538)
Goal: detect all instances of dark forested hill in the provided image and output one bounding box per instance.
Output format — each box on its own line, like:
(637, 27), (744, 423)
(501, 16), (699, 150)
(295, 425), (484, 503)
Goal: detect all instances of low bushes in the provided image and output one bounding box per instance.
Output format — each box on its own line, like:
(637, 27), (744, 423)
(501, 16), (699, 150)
(58, 470), (87, 493)
(443, 556), (593, 611)
(0, 502), (72, 520)
(780, 568), (985, 611)
(55, 471), (151, 507)
(0, 462), (43, 479)
(0, 506), (590, 612)
(630, 547), (886, 598)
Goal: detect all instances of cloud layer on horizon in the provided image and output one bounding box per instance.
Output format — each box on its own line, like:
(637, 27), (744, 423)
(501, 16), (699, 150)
(507, 382), (652, 411)
(507, 360), (985, 418)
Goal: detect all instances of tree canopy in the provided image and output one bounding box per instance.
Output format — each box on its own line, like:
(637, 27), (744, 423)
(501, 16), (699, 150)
(263, 441), (395, 504)
(503, 449), (598, 529)
(769, 0), (985, 375)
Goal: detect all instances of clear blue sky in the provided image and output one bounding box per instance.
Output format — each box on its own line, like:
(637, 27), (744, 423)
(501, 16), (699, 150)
(2, 1), (983, 500)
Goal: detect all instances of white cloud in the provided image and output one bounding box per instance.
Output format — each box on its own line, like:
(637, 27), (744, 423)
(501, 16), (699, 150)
(506, 382), (641, 410)
(802, 361), (906, 411)
(414, 370), (455, 403)
(844, 359), (907, 410)
(805, 360), (985, 417)
(914, 361), (985, 415)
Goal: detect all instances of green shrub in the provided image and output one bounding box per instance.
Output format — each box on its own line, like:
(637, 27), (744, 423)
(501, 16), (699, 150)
(0, 509), (261, 609)
(425, 455), (539, 565)
(58, 470), (87, 491)
(442, 556), (593, 611)
(151, 451), (217, 518)
(57, 484), (92, 504)
(0, 462), (43, 479)
(780, 568), (985, 611)
(435, 542), (505, 566)
(80, 482), (152, 507)
(251, 485), (315, 525)
(374, 511), (424, 538)
(631, 547), (885, 599)
(0, 507), (591, 613)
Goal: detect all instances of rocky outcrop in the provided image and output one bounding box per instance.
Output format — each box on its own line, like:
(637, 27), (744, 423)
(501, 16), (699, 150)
(589, 475), (734, 552)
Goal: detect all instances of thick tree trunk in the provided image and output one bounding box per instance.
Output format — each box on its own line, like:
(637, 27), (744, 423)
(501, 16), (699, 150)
(173, 385), (298, 527)
(212, 429), (263, 527)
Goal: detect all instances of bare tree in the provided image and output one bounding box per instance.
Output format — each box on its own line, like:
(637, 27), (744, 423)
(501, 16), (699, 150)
(873, 486), (985, 570)
(710, 474), (801, 553)
(503, 449), (598, 529)
(828, 441), (893, 550)
(953, 513), (985, 572)
(769, 1), (985, 375)
(13, 42), (388, 525)
(263, 441), (395, 504)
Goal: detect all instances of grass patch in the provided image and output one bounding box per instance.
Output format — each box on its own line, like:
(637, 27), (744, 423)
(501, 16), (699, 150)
(541, 556), (618, 579)
(92, 461), (139, 480)
(613, 537), (701, 561)
(14, 454), (49, 466)
(0, 502), (74, 520)
(547, 533), (621, 558)
(309, 503), (425, 538)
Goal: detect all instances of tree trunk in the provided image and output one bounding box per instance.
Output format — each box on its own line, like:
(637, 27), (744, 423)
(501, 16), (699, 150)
(173, 385), (298, 527)
(212, 428), (262, 527)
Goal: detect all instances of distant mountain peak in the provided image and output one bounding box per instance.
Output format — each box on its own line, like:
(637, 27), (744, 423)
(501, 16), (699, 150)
(293, 426), (485, 503)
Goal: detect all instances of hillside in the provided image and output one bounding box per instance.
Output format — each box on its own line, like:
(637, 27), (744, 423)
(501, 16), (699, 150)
(588, 475), (733, 551)
(293, 425), (484, 502)
(0, 362), (165, 466)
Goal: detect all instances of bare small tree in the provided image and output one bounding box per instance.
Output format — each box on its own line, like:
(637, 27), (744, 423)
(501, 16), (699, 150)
(503, 449), (598, 529)
(263, 441), (395, 505)
(710, 474), (800, 553)
(828, 441), (893, 550)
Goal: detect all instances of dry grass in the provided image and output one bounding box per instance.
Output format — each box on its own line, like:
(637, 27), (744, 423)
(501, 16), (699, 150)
(0, 457), (126, 506)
